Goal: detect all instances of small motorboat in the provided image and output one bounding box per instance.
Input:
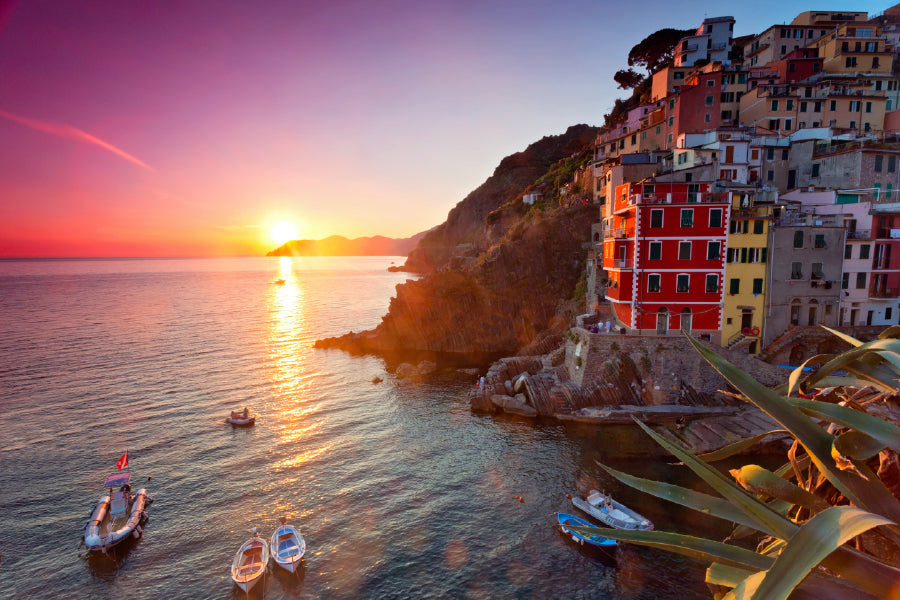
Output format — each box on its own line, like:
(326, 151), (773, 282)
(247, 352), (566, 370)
(231, 528), (269, 592)
(556, 512), (617, 548)
(226, 408), (256, 426)
(82, 472), (152, 552)
(270, 517), (306, 573)
(572, 490), (653, 531)
(274, 279), (286, 285)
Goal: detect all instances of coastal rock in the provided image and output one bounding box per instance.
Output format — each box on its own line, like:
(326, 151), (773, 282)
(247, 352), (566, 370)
(417, 360), (437, 375)
(491, 394), (538, 417)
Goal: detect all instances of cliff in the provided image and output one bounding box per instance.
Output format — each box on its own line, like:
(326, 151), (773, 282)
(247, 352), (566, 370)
(267, 232), (427, 257)
(315, 124), (601, 363)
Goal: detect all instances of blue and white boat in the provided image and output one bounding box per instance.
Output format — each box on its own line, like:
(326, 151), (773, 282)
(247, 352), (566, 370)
(270, 517), (306, 573)
(555, 512), (617, 548)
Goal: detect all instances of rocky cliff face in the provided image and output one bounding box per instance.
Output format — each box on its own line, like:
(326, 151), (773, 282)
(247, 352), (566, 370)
(315, 125), (600, 364)
(401, 124), (600, 274)
(316, 201), (596, 363)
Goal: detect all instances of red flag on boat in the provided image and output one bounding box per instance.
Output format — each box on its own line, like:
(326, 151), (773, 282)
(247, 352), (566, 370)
(116, 450), (129, 470)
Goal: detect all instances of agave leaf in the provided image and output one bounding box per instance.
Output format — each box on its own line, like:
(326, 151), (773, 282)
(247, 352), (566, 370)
(565, 526), (772, 571)
(786, 396), (900, 454)
(686, 336), (900, 530)
(750, 506), (898, 600)
(598, 462), (761, 530)
(803, 338), (900, 391)
(698, 430), (789, 463)
(707, 562), (756, 587)
(833, 430), (886, 462)
(773, 453), (811, 480)
(788, 354), (832, 397)
(821, 325), (863, 347)
(878, 325), (900, 340)
(840, 361), (900, 394)
(730, 465), (830, 513)
(811, 376), (879, 390)
(631, 418), (795, 539)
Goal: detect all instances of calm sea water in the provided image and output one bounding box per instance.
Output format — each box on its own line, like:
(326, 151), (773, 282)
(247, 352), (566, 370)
(0, 257), (720, 599)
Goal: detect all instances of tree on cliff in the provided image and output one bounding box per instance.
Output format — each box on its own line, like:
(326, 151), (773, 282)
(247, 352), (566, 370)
(627, 27), (694, 74)
(613, 68), (644, 90)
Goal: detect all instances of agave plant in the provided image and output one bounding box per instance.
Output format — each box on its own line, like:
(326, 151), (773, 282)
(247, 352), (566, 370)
(570, 326), (900, 600)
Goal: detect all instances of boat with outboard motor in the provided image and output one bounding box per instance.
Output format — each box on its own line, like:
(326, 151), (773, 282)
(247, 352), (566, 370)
(270, 517), (306, 573)
(226, 407), (256, 426)
(82, 472), (152, 552)
(571, 489), (653, 531)
(231, 528), (269, 592)
(555, 512), (617, 549)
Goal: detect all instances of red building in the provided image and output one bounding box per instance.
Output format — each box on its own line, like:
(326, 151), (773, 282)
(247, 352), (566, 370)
(604, 180), (729, 336)
(872, 213), (900, 302)
(770, 48), (823, 83)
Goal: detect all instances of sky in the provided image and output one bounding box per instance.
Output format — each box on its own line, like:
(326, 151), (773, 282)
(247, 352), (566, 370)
(0, 0), (890, 257)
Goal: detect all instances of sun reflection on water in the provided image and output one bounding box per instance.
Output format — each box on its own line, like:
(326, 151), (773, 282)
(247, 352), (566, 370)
(266, 257), (329, 480)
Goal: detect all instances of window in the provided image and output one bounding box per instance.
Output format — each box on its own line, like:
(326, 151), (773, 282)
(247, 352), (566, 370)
(782, 149), (789, 160)
(791, 262), (803, 279)
(679, 241), (691, 260)
(706, 274), (718, 293)
(676, 274), (689, 293)
(705, 95), (713, 106)
(753, 220), (764, 234)
(767, 148), (774, 160)
(771, 100), (779, 111)
(888, 307), (893, 320)
(845, 56), (857, 68)
(707, 241), (721, 260)
(800, 101), (807, 112)
(814, 234), (826, 248)
(860, 244), (870, 259)
(784, 119), (792, 131)
(850, 101), (860, 112)
(650, 209), (663, 228)
(786, 100), (794, 111)
(681, 209), (694, 228)
(762, 247), (767, 263)
(793, 230), (804, 248)
(890, 156), (896, 173)
(812, 163), (820, 177)
(876, 155), (884, 172)
(856, 272), (867, 289)
(709, 208), (722, 228)
(830, 100), (837, 111)
(649, 241), (662, 260)
(648, 274), (661, 293)
(865, 102), (872, 113)
(749, 248), (761, 263)
(741, 247), (748, 263)
(767, 170), (774, 182)
(769, 118), (781, 130)
(812, 262), (824, 279)
(842, 272), (849, 289)
(729, 278), (740, 294)
(845, 244), (852, 259)
(814, 101), (822, 112)
(752, 278), (763, 294)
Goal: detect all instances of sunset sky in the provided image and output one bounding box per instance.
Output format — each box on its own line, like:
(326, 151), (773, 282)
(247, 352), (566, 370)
(0, 0), (885, 257)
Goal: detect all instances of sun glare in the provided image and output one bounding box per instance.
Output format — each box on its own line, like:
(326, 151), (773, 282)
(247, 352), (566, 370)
(271, 221), (298, 245)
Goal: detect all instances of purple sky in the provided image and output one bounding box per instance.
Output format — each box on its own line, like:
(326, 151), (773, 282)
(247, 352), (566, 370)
(0, 0), (885, 256)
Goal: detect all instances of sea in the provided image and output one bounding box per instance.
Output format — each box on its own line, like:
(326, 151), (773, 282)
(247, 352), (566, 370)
(0, 256), (725, 599)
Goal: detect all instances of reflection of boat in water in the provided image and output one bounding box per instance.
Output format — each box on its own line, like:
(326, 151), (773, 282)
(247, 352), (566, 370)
(556, 512), (617, 549)
(274, 279), (286, 285)
(270, 517), (306, 573)
(82, 472), (152, 552)
(226, 408), (256, 426)
(572, 490), (653, 531)
(231, 528), (269, 592)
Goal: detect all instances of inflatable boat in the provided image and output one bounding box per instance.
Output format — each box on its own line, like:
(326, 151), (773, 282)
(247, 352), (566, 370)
(82, 472), (152, 552)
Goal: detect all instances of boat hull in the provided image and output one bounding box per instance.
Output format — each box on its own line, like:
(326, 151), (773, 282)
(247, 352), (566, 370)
(226, 416), (255, 426)
(555, 512), (617, 548)
(572, 490), (653, 531)
(270, 524), (306, 573)
(82, 488), (151, 552)
(231, 536), (269, 591)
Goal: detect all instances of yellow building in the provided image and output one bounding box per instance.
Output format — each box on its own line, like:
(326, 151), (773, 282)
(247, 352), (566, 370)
(722, 191), (774, 355)
(812, 22), (892, 74)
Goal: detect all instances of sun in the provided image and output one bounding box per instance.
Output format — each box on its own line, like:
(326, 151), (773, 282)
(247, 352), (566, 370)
(270, 221), (298, 245)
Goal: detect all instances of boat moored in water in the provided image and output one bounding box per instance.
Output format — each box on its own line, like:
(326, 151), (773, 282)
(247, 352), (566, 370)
(82, 472), (152, 552)
(270, 517), (306, 573)
(231, 528), (269, 591)
(572, 489), (653, 531)
(556, 512), (617, 548)
(226, 407), (256, 426)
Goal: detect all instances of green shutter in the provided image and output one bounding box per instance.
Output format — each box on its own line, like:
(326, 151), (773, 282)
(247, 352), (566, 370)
(730, 278), (740, 294)
(836, 194), (858, 204)
(761, 247), (768, 263)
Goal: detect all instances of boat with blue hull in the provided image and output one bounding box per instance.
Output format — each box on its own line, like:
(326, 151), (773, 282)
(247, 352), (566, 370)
(555, 512), (617, 549)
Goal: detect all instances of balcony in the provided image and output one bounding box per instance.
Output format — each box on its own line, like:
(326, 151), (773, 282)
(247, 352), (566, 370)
(870, 286), (899, 298)
(611, 258), (634, 269)
(846, 229), (872, 240)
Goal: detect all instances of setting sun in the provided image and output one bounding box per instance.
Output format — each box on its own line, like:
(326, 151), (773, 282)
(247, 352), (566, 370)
(270, 222), (298, 245)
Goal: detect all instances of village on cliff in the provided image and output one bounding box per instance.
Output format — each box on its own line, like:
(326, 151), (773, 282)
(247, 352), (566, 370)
(466, 6), (900, 450)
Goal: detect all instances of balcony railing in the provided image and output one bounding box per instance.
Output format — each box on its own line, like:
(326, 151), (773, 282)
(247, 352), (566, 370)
(846, 229), (872, 240)
(611, 259), (634, 269)
(870, 286), (899, 298)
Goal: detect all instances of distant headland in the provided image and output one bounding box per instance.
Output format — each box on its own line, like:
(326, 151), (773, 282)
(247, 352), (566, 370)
(267, 232), (427, 258)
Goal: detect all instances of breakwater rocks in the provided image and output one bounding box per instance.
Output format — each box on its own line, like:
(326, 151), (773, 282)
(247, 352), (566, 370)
(469, 332), (789, 454)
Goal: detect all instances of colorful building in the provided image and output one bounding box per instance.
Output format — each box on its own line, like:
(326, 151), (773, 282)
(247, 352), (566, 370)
(603, 180), (728, 338)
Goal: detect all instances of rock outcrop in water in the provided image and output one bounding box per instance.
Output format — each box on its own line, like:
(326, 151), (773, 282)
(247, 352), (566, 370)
(315, 125), (600, 363)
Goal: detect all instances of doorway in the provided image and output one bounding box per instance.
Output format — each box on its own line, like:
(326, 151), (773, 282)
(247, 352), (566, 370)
(656, 308), (668, 335)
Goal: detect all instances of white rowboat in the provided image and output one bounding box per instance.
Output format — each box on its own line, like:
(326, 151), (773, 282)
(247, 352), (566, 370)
(231, 529), (269, 592)
(270, 517), (306, 573)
